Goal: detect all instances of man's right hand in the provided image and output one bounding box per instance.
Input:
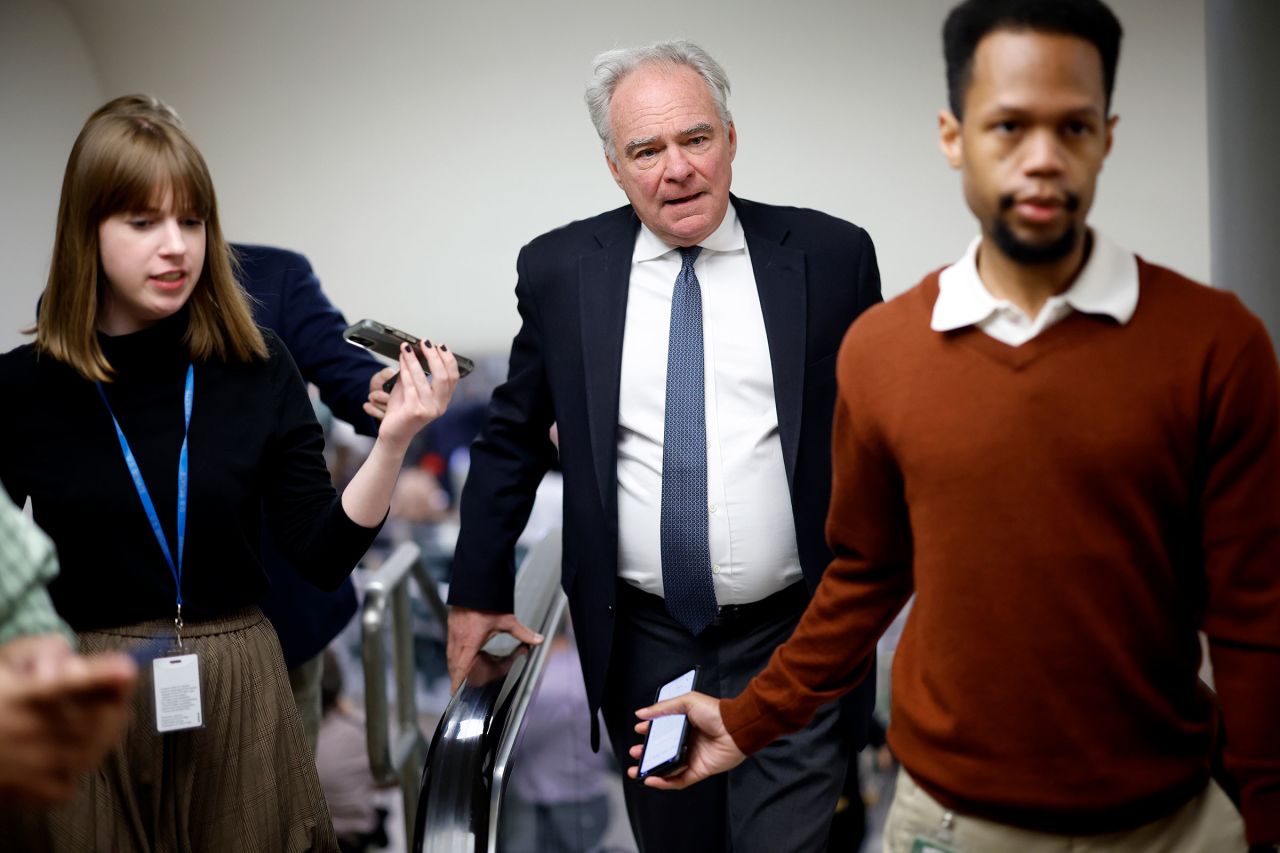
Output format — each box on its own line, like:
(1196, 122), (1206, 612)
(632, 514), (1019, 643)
(626, 691), (746, 789)
(446, 606), (543, 691)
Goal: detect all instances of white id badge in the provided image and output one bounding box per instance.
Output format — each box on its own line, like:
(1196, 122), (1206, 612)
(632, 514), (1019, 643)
(153, 654), (203, 732)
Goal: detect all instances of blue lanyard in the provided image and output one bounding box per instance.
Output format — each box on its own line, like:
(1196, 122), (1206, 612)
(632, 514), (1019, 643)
(96, 363), (194, 615)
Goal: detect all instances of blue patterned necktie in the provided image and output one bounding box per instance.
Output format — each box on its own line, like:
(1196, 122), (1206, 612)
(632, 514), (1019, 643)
(660, 246), (717, 635)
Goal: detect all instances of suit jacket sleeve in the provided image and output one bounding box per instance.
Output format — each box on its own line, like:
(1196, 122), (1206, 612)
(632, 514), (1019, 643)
(248, 247), (383, 437)
(856, 226), (883, 316)
(449, 245), (559, 613)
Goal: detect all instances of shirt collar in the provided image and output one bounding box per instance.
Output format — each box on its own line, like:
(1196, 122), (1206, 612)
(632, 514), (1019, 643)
(632, 201), (745, 263)
(931, 230), (1139, 332)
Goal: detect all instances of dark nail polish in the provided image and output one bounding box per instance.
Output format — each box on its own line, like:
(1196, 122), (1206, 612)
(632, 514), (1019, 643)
(440, 345), (448, 352)
(423, 339), (433, 348)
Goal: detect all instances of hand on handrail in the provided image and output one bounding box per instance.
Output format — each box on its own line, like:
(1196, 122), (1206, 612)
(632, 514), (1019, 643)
(446, 606), (543, 692)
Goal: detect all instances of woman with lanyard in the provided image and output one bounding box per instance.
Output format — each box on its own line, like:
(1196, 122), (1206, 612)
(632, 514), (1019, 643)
(0, 96), (456, 851)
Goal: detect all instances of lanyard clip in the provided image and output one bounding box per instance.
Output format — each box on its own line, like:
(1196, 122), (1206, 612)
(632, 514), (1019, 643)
(174, 604), (184, 651)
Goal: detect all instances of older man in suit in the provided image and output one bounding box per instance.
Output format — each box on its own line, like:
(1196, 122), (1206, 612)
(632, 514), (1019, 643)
(446, 41), (881, 852)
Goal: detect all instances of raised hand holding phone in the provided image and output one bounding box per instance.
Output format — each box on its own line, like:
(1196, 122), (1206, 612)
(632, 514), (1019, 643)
(343, 319), (474, 398)
(378, 340), (457, 452)
(340, 338), (458, 529)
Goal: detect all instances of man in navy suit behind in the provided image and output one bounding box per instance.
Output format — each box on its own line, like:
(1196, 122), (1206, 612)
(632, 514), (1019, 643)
(446, 41), (882, 852)
(235, 243), (388, 752)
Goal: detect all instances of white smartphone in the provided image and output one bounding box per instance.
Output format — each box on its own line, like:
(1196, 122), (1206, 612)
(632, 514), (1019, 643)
(637, 667), (699, 779)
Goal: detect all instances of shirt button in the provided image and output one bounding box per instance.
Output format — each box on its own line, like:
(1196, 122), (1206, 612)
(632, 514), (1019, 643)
(709, 503), (717, 514)
(711, 564), (721, 575)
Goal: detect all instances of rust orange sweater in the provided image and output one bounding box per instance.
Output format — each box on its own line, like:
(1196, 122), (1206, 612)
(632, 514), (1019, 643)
(720, 260), (1280, 843)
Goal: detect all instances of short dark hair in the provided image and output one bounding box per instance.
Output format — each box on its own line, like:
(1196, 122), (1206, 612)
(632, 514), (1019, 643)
(943, 0), (1123, 119)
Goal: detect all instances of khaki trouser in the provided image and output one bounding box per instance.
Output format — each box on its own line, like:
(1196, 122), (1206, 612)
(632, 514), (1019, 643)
(883, 769), (1246, 853)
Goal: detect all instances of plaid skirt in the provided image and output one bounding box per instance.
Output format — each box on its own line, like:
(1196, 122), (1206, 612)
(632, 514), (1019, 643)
(2, 608), (339, 853)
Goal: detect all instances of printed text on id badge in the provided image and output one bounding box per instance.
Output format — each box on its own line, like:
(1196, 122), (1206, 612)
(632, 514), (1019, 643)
(153, 654), (202, 732)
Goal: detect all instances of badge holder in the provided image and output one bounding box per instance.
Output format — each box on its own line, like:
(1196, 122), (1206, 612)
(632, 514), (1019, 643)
(153, 605), (203, 733)
(911, 810), (962, 853)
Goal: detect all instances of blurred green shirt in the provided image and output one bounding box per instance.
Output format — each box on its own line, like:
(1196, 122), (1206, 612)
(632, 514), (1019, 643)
(0, 491), (74, 646)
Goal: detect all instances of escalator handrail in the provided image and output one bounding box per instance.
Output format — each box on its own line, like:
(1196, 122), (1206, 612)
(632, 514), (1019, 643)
(486, 588), (569, 849)
(414, 528), (568, 853)
(361, 540), (447, 844)
(361, 541), (438, 783)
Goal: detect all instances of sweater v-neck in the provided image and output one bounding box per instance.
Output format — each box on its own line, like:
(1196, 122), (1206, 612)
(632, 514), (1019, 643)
(921, 277), (1122, 371)
(949, 310), (1118, 370)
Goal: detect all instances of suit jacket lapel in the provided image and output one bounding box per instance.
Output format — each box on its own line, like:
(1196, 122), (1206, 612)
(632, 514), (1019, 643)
(736, 197), (806, 492)
(579, 208), (639, 519)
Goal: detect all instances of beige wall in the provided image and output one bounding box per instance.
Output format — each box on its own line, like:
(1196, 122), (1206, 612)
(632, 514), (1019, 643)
(0, 0), (103, 351)
(2, 0), (1209, 355)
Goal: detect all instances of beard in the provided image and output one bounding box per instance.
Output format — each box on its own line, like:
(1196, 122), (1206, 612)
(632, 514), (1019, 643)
(992, 192), (1082, 265)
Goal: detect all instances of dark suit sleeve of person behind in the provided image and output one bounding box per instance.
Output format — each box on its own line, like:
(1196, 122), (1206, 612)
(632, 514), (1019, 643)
(234, 244), (382, 672)
(449, 238), (563, 615)
(234, 244), (382, 437)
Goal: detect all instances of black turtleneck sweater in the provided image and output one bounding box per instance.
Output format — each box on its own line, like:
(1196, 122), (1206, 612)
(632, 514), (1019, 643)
(0, 310), (379, 631)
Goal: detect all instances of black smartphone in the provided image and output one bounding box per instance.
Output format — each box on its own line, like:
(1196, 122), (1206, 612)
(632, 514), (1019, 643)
(637, 666), (699, 779)
(342, 319), (474, 391)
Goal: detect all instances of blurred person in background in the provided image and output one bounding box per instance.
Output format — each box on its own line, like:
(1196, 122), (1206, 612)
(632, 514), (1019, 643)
(316, 649), (389, 853)
(499, 624), (614, 853)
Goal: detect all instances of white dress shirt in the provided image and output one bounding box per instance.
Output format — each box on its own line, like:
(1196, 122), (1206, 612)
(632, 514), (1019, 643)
(616, 203), (802, 606)
(931, 230), (1139, 344)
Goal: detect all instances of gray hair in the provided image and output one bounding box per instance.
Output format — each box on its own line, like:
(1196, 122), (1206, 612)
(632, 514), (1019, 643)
(585, 40), (732, 164)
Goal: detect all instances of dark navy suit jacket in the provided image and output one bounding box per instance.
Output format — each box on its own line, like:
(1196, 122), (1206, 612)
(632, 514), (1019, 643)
(235, 244), (382, 669)
(449, 197), (882, 744)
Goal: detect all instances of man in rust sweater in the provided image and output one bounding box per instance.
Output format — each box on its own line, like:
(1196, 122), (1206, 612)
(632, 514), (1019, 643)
(628, 1), (1280, 850)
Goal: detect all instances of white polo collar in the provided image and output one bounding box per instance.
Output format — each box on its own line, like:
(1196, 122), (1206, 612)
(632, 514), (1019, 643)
(931, 230), (1139, 332)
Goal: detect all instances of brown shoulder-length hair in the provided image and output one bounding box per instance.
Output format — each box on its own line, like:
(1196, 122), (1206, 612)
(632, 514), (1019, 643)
(36, 94), (266, 382)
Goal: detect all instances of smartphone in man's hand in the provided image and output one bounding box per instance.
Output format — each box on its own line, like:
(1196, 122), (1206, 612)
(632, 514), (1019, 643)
(637, 667), (699, 779)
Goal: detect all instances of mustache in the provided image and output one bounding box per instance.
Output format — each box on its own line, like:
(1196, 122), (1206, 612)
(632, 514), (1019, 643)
(999, 192), (1081, 212)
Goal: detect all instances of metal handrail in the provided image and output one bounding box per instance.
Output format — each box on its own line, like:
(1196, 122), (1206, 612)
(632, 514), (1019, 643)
(361, 540), (448, 845)
(413, 528), (569, 853)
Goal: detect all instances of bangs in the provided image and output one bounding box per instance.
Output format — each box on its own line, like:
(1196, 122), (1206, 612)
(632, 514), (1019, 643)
(85, 118), (215, 220)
